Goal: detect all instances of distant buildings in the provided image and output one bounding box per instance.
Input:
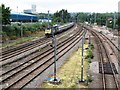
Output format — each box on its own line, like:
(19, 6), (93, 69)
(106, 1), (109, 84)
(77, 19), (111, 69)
(24, 4), (37, 14)
(32, 5), (36, 13)
(10, 4), (53, 23)
(38, 18), (52, 23)
(24, 9), (32, 14)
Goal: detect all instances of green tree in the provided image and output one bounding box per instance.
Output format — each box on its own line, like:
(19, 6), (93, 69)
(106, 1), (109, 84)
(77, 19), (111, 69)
(52, 9), (71, 23)
(1, 4), (11, 25)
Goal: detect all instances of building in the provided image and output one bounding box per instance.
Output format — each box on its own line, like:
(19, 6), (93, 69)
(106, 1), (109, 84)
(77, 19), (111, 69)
(23, 9), (32, 14)
(32, 5), (36, 13)
(38, 18), (52, 23)
(10, 12), (38, 22)
(23, 4), (37, 14)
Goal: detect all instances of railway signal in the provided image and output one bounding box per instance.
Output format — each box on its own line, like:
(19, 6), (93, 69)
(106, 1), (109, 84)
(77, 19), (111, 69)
(52, 30), (57, 82)
(52, 26), (60, 83)
(47, 25), (60, 84)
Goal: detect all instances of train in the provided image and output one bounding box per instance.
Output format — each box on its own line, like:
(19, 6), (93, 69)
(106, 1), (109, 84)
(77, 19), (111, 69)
(45, 22), (75, 37)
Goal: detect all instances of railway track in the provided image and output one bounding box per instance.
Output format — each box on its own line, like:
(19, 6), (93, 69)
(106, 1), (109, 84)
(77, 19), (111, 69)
(1, 25), (85, 89)
(87, 26), (119, 89)
(0, 25), (78, 67)
(100, 32), (120, 52)
(1, 24), (77, 62)
(1, 27), (80, 74)
(98, 32), (120, 66)
(1, 37), (50, 62)
(1, 26), (80, 75)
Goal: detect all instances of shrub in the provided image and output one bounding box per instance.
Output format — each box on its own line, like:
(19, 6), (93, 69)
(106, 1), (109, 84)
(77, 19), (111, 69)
(85, 48), (94, 59)
(10, 35), (17, 40)
(24, 31), (31, 37)
(2, 23), (47, 41)
(1, 31), (9, 42)
(85, 44), (94, 63)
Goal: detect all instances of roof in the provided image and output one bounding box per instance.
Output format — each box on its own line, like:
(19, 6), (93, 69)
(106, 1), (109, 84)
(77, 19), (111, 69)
(11, 12), (37, 17)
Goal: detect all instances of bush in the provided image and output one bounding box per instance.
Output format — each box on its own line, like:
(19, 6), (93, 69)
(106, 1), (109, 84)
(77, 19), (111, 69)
(10, 35), (17, 40)
(85, 49), (94, 59)
(24, 31), (31, 37)
(85, 44), (94, 63)
(2, 23), (47, 41)
(1, 31), (9, 42)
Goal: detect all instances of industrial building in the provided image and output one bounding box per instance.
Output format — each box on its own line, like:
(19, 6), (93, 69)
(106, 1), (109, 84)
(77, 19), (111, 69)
(10, 12), (38, 22)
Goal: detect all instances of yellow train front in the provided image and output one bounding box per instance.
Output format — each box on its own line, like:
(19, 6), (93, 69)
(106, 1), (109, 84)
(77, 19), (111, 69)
(45, 28), (52, 37)
(45, 24), (58, 37)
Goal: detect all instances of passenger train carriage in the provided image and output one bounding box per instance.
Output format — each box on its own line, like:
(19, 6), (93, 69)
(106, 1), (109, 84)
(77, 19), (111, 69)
(45, 22), (74, 37)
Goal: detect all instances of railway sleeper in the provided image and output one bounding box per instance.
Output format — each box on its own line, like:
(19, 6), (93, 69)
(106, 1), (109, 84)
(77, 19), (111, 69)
(99, 62), (118, 74)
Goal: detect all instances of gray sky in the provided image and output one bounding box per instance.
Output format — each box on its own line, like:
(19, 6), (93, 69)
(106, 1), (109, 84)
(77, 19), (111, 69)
(0, 0), (119, 13)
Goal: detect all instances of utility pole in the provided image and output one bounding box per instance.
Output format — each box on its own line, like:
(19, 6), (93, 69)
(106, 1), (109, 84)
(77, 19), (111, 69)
(89, 13), (92, 25)
(112, 12), (116, 40)
(113, 12), (116, 29)
(94, 13), (96, 24)
(17, 6), (18, 22)
(62, 10), (64, 23)
(106, 19), (108, 30)
(53, 34), (57, 81)
(48, 10), (50, 29)
(90, 18), (92, 25)
(80, 29), (85, 82)
(20, 22), (23, 38)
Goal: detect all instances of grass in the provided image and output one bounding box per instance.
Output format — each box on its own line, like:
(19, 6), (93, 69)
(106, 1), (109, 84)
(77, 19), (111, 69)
(41, 44), (89, 88)
(1, 31), (45, 49)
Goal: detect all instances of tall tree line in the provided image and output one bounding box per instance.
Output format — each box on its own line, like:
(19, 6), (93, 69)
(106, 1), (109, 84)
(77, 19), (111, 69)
(76, 12), (118, 28)
(52, 9), (71, 23)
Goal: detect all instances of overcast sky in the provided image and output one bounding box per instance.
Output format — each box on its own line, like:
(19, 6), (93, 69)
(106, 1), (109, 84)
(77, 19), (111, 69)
(0, 0), (119, 13)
